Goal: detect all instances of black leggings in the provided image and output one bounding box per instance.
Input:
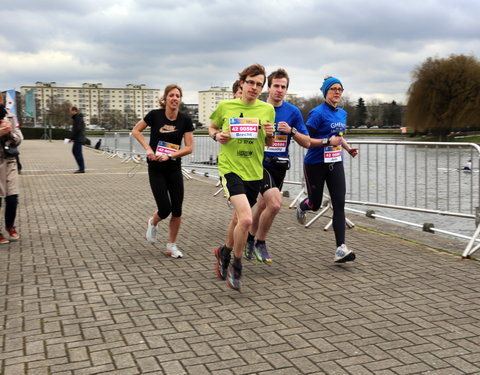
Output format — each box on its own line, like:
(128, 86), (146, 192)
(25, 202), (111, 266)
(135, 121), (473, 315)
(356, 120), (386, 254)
(0, 194), (19, 228)
(148, 164), (184, 219)
(300, 163), (346, 246)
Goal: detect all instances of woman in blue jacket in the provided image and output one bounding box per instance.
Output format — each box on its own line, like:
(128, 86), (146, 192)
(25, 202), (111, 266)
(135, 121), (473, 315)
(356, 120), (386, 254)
(296, 76), (358, 263)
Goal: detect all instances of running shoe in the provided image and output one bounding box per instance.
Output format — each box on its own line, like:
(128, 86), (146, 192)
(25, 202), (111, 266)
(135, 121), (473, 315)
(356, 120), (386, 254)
(6, 227), (19, 241)
(334, 244), (356, 263)
(296, 205), (306, 225)
(0, 233), (9, 244)
(226, 264), (242, 291)
(146, 217), (157, 244)
(214, 245), (231, 280)
(254, 242), (272, 263)
(244, 240), (255, 260)
(166, 243), (183, 258)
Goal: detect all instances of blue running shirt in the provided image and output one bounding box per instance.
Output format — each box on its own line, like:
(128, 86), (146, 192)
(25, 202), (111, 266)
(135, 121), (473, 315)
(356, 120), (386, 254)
(264, 101), (308, 162)
(304, 103), (347, 164)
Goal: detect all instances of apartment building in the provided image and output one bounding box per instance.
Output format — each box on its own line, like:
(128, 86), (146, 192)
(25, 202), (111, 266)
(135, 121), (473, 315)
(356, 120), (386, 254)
(20, 82), (161, 125)
(197, 86), (300, 128)
(198, 86), (233, 127)
(184, 103), (199, 125)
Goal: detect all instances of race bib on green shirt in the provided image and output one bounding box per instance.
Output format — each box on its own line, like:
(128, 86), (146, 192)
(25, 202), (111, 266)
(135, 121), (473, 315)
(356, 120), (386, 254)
(229, 118), (259, 139)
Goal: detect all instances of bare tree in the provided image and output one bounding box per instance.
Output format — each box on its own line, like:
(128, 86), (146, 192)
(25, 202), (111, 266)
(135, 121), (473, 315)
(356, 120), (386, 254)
(47, 99), (72, 127)
(297, 95), (324, 122)
(367, 98), (382, 127)
(340, 94), (355, 128)
(383, 100), (403, 127)
(406, 54), (480, 138)
(102, 109), (124, 130)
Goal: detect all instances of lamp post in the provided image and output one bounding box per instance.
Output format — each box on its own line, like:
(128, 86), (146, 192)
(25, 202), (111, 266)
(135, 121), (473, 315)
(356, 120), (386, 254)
(40, 107), (51, 141)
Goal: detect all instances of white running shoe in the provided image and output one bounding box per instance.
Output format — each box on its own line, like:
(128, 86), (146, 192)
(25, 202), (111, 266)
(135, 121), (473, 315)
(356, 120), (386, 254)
(146, 217), (157, 244)
(166, 243), (183, 258)
(334, 244), (356, 263)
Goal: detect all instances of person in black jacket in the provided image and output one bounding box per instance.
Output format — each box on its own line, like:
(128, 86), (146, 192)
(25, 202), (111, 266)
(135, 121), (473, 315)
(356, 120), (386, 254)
(69, 107), (86, 173)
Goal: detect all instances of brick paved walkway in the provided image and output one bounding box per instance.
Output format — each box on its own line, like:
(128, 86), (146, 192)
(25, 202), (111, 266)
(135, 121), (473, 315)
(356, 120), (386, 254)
(1, 140), (480, 375)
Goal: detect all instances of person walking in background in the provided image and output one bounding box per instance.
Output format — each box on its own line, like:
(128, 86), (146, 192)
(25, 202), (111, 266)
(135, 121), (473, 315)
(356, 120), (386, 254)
(245, 68), (310, 263)
(209, 64), (275, 291)
(296, 76), (359, 263)
(132, 84), (194, 258)
(0, 94), (23, 243)
(69, 106), (86, 173)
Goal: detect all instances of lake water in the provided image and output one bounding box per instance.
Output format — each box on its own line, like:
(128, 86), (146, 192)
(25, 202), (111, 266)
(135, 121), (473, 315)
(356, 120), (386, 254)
(90, 133), (479, 241)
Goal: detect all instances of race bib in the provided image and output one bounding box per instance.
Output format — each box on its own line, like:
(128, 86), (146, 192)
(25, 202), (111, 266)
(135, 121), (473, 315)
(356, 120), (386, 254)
(229, 118), (259, 139)
(156, 141), (180, 156)
(324, 145), (343, 163)
(265, 134), (288, 152)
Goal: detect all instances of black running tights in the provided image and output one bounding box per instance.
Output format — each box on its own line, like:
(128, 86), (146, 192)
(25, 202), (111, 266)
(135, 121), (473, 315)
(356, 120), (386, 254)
(300, 163), (346, 246)
(148, 165), (184, 220)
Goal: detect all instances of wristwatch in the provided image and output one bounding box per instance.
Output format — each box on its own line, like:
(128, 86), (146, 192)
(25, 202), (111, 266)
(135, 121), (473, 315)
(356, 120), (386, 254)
(212, 131), (219, 141)
(290, 127), (297, 136)
(322, 138), (329, 146)
(168, 154), (173, 160)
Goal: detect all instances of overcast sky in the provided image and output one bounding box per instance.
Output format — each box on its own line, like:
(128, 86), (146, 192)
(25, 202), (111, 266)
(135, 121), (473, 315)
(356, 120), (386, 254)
(2, 0), (479, 105)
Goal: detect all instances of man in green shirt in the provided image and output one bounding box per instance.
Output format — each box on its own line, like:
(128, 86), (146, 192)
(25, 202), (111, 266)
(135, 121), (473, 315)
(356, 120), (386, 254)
(209, 64), (275, 291)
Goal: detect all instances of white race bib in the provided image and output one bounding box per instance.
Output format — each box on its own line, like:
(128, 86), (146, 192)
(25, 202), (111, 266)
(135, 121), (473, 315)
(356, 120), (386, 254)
(324, 146), (342, 163)
(156, 141), (180, 156)
(229, 118), (259, 139)
(265, 134), (288, 152)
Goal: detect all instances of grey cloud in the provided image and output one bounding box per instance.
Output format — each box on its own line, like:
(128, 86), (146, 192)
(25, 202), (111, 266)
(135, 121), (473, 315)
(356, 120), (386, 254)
(1, 0), (480, 104)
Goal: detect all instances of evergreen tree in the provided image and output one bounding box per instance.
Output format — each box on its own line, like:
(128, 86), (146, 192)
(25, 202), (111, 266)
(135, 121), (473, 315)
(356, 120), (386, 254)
(355, 97), (367, 127)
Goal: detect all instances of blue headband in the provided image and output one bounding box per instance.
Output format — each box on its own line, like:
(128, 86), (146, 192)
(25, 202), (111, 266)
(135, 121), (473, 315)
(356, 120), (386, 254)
(321, 77), (343, 98)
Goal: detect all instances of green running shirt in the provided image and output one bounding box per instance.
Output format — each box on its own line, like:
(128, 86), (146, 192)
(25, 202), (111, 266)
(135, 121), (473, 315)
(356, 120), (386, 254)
(210, 99), (275, 181)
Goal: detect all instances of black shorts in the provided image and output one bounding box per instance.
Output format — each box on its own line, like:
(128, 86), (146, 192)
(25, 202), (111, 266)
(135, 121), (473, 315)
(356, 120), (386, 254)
(220, 172), (261, 207)
(260, 165), (287, 194)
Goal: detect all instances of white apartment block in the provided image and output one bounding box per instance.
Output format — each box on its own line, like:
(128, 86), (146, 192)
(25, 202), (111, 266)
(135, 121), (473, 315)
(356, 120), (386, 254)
(20, 82), (161, 125)
(197, 86), (299, 127)
(198, 86), (233, 127)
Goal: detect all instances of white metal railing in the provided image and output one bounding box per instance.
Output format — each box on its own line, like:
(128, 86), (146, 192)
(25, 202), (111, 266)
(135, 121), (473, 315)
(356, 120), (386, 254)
(341, 141), (480, 258)
(101, 132), (480, 258)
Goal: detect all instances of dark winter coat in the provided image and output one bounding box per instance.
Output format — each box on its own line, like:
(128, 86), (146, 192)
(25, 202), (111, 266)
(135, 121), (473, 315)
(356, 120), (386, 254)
(71, 113), (86, 144)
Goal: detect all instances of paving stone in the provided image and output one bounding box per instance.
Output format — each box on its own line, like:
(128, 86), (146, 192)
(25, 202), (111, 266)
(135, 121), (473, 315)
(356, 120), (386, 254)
(0, 140), (479, 375)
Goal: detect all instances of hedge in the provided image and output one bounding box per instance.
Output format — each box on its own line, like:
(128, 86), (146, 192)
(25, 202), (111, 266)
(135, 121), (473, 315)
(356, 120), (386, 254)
(20, 127), (71, 140)
(20, 128), (106, 145)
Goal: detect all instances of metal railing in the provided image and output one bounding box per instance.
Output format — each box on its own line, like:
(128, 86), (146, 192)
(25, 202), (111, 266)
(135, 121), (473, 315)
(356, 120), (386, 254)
(341, 140), (480, 258)
(100, 132), (480, 258)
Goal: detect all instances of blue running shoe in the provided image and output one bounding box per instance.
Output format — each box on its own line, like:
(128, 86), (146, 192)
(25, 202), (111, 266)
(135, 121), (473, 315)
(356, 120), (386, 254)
(244, 240), (255, 260)
(214, 245), (231, 280)
(254, 242), (272, 263)
(226, 264), (242, 291)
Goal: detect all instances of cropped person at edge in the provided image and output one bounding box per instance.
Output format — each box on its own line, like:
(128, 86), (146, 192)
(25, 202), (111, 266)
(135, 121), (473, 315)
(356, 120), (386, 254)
(0, 94), (23, 243)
